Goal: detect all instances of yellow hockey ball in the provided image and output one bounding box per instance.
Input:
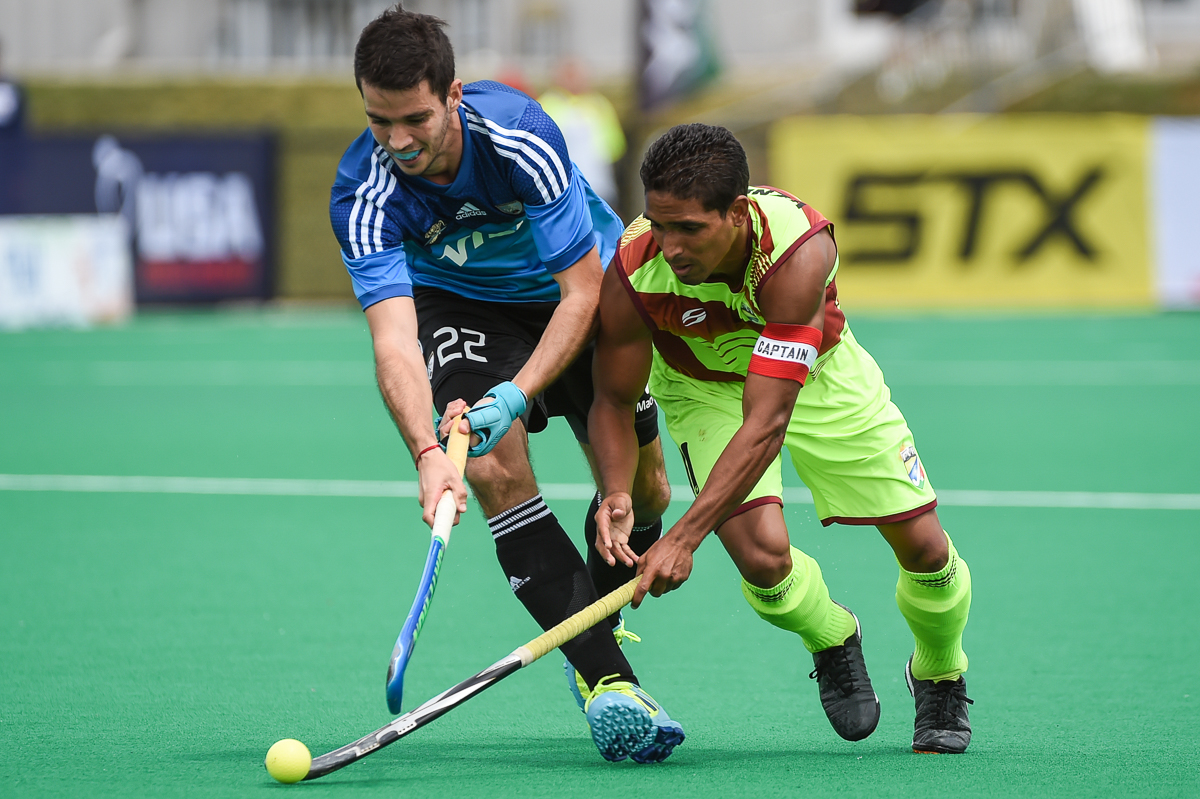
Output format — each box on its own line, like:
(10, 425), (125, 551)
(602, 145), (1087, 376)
(265, 738), (312, 784)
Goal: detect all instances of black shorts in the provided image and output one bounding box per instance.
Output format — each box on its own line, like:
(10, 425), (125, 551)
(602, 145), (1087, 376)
(413, 287), (659, 447)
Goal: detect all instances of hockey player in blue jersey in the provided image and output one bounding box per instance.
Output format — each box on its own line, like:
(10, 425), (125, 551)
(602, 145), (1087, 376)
(329, 4), (683, 763)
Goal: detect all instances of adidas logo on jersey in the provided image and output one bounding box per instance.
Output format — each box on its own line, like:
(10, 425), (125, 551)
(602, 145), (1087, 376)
(509, 575), (531, 592)
(682, 308), (707, 327)
(456, 202), (487, 220)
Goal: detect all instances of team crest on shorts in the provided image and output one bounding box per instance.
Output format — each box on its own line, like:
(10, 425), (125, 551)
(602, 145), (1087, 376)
(899, 445), (925, 488)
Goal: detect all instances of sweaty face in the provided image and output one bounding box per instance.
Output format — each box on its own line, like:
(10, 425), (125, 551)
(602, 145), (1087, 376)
(362, 79), (463, 184)
(644, 191), (745, 285)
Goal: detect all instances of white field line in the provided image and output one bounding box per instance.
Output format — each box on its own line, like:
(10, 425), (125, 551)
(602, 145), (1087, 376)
(2, 474), (1199, 511)
(4, 359), (1200, 386)
(883, 360), (1200, 386)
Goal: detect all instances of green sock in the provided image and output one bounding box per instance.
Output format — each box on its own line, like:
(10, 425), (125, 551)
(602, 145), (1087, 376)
(896, 534), (971, 681)
(741, 546), (856, 653)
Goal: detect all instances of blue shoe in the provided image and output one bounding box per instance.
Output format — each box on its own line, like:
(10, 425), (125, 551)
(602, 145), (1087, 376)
(564, 617), (641, 712)
(584, 676), (684, 763)
(565, 660), (588, 711)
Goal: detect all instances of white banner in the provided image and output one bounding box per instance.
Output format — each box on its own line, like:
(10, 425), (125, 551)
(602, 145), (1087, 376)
(0, 214), (133, 330)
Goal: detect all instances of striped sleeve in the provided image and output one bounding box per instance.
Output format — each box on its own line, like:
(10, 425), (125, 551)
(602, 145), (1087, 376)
(467, 99), (596, 272)
(330, 136), (410, 309)
(330, 142), (402, 259)
(464, 103), (573, 206)
(341, 248), (413, 310)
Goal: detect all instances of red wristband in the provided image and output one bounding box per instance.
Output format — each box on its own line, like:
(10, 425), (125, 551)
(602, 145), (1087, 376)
(415, 443), (441, 465)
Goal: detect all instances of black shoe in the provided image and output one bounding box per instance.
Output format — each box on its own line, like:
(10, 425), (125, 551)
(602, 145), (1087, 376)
(906, 658), (973, 753)
(808, 605), (880, 741)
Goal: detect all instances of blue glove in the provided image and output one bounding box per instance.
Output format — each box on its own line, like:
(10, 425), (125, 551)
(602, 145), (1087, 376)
(463, 381), (527, 457)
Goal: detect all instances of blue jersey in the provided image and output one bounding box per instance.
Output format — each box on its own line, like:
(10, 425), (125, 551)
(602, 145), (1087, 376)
(330, 81), (624, 309)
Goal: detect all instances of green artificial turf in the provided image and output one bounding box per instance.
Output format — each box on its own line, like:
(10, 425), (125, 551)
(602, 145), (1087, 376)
(2, 309), (1198, 797)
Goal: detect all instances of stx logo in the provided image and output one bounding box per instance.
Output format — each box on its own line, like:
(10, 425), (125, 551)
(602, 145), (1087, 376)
(841, 168), (1104, 264)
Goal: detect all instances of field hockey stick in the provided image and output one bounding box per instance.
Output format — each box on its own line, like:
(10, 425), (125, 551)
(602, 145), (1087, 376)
(298, 577), (639, 781)
(385, 416), (469, 714)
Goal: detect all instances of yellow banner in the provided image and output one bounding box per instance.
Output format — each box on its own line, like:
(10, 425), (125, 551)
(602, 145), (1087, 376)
(769, 115), (1151, 309)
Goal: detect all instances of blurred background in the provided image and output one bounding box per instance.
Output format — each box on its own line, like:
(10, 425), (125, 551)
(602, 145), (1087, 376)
(2, 0), (1199, 321)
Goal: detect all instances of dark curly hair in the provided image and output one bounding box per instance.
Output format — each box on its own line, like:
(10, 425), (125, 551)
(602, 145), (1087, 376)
(640, 124), (750, 215)
(354, 4), (455, 99)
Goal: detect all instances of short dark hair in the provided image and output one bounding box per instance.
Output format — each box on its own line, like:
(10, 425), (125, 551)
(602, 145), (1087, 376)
(354, 4), (455, 99)
(640, 124), (750, 215)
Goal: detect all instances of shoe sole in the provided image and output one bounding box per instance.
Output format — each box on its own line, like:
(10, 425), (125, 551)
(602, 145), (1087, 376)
(630, 723), (685, 764)
(587, 696), (685, 764)
(589, 699), (656, 762)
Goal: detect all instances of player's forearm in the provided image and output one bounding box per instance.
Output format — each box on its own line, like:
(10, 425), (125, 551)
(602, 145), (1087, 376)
(673, 421), (787, 548)
(374, 344), (438, 458)
(511, 292), (597, 399)
(588, 396), (642, 497)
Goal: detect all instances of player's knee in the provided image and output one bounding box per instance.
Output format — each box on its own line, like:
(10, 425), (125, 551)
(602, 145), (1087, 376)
(630, 473), (671, 521)
(464, 455), (531, 514)
(903, 531), (950, 574)
(737, 545), (793, 589)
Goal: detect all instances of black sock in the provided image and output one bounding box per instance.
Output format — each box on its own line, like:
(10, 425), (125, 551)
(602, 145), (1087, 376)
(490, 494), (636, 690)
(583, 492), (664, 629)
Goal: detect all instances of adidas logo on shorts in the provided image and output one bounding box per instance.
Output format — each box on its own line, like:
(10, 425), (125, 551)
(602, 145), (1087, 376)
(509, 575), (531, 592)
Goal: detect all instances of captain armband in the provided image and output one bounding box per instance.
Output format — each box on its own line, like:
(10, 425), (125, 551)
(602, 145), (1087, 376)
(747, 324), (823, 385)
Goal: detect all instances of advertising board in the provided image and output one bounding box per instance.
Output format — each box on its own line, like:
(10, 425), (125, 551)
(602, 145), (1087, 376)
(0, 214), (132, 329)
(770, 115), (1153, 309)
(0, 133), (273, 303)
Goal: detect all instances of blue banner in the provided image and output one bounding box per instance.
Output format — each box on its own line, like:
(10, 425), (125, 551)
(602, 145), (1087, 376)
(0, 132), (274, 303)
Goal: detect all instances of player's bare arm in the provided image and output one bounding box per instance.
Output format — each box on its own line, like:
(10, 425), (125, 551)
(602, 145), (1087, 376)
(451, 244), (604, 446)
(589, 262), (656, 568)
(511, 244), (604, 399)
(633, 229), (836, 607)
(366, 296), (469, 526)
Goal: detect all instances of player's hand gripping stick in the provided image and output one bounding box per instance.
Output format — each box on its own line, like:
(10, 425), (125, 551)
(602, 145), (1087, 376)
(462, 381), (526, 457)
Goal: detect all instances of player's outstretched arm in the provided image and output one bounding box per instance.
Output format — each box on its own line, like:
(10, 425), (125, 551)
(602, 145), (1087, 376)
(589, 263), (655, 568)
(366, 296), (468, 527)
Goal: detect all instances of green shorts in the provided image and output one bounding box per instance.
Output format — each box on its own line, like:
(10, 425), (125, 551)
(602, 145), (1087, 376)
(649, 325), (937, 527)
